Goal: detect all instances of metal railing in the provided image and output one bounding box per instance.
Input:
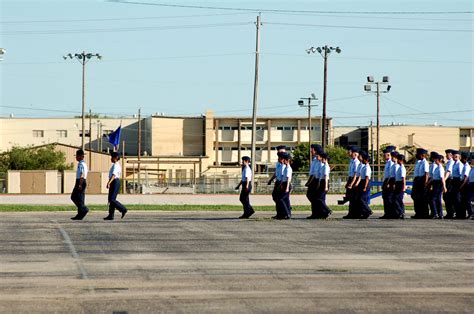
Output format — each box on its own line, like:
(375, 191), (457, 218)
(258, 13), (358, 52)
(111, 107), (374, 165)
(124, 171), (402, 194)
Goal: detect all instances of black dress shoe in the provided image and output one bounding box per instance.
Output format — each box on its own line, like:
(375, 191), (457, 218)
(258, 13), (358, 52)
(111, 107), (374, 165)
(103, 216), (114, 220)
(121, 210), (127, 219)
(306, 215), (318, 219)
(281, 216), (290, 220)
(238, 215), (249, 219)
(70, 215), (80, 220)
(379, 215), (387, 219)
(342, 214), (355, 219)
(246, 210), (255, 218)
(271, 215), (279, 219)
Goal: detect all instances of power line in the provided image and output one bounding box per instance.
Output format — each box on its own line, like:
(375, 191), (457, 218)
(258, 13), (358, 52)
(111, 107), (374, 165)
(265, 21), (473, 33)
(109, 1), (474, 15)
(1, 12), (252, 24)
(1, 22), (253, 36)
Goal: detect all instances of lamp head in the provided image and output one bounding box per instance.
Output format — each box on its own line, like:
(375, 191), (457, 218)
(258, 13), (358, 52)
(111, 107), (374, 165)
(367, 76), (374, 83)
(383, 76), (389, 83)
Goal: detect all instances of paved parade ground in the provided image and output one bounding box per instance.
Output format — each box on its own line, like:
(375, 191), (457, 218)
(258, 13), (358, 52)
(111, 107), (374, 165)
(0, 211), (473, 313)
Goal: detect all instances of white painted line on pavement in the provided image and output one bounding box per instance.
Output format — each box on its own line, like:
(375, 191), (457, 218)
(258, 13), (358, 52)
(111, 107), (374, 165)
(52, 220), (89, 280)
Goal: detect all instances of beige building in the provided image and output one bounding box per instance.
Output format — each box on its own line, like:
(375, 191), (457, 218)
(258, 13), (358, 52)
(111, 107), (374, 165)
(334, 124), (470, 158)
(0, 111), (328, 183)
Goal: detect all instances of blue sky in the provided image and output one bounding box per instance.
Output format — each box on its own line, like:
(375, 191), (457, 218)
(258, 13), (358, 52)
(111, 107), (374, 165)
(1, 0), (473, 126)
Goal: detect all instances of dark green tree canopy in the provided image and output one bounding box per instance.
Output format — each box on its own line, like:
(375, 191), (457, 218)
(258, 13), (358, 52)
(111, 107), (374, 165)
(0, 145), (73, 172)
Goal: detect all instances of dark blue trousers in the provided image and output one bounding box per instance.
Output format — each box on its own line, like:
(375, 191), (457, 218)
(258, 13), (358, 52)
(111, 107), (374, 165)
(429, 180), (443, 218)
(273, 181), (283, 217)
(412, 177), (429, 218)
(443, 178), (454, 217)
(315, 179), (331, 217)
(468, 182), (474, 218)
(382, 179), (392, 216)
(345, 177), (358, 217)
(356, 181), (371, 217)
(71, 179), (89, 216)
(108, 179), (127, 216)
(452, 178), (463, 218)
(278, 182), (292, 218)
(306, 180), (320, 216)
(392, 181), (405, 217)
(239, 182), (254, 216)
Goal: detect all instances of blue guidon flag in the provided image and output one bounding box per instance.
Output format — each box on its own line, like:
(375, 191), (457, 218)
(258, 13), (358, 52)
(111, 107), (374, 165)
(107, 126), (122, 151)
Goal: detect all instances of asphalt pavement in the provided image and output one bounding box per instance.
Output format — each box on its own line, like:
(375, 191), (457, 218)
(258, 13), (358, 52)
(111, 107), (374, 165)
(0, 211), (472, 313)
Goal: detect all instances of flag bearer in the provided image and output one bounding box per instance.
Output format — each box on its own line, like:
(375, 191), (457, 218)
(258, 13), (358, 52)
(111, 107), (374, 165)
(104, 152), (128, 220)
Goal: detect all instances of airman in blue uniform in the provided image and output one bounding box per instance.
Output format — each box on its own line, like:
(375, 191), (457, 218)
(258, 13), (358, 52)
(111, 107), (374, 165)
(342, 146), (361, 219)
(236, 156), (255, 219)
(306, 144), (322, 219)
(458, 152), (471, 219)
(277, 152), (292, 219)
(356, 151), (372, 219)
(70, 149), (90, 220)
(315, 152), (332, 219)
(104, 152), (128, 220)
(450, 150), (464, 219)
(380, 146), (396, 219)
(411, 148), (430, 219)
(427, 153), (446, 219)
(443, 149), (455, 219)
(393, 153), (407, 219)
(268, 145), (287, 219)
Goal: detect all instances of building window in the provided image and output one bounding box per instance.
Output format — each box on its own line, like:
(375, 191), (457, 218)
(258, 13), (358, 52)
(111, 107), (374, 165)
(33, 130), (44, 137)
(56, 130), (68, 138)
(79, 130), (91, 138)
(283, 126), (292, 131)
(276, 127), (284, 130)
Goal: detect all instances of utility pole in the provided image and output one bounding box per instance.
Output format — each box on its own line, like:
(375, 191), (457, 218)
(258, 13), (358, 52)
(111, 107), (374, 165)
(137, 108), (142, 193)
(250, 14), (261, 179)
(306, 46), (341, 150)
(298, 94), (318, 166)
(63, 51), (102, 150)
(364, 76), (391, 178)
(96, 120), (100, 152)
(88, 109), (92, 170)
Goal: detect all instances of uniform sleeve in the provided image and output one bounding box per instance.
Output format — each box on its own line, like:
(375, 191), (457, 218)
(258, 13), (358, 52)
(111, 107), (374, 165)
(402, 167), (406, 178)
(464, 165), (471, 177)
(112, 165), (120, 177)
(439, 166), (445, 178)
(423, 161), (429, 173)
(446, 161), (453, 173)
(325, 164), (330, 177)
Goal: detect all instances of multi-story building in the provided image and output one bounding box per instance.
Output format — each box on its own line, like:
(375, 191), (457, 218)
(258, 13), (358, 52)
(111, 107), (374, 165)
(334, 124), (471, 158)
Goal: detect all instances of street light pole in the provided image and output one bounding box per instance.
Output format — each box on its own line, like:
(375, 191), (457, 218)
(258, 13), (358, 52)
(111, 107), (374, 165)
(306, 45), (341, 150)
(364, 76), (391, 176)
(63, 51), (102, 150)
(298, 94), (318, 166)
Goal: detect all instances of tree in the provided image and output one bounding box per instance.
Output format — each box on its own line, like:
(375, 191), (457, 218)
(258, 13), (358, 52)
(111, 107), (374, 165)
(0, 145), (73, 172)
(291, 143), (349, 172)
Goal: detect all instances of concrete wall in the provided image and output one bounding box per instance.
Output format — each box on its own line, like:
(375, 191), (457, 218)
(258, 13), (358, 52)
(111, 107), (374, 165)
(150, 116), (204, 156)
(8, 170), (59, 194)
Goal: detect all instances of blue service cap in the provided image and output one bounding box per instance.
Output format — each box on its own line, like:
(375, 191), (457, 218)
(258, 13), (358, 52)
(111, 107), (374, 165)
(319, 152), (328, 159)
(276, 145), (287, 150)
(348, 146), (359, 153)
(461, 151), (468, 159)
(110, 151), (120, 159)
(398, 154), (406, 161)
(75, 149), (85, 156)
(310, 144), (322, 150)
(383, 145), (396, 153)
(445, 149), (454, 154)
(416, 148), (428, 155)
(360, 151), (370, 160)
(451, 150), (460, 155)
(281, 152), (292, 160)
(430, 151), (438, 158)
(390, 151), (399, 157)
(241, 156), (251, 161)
